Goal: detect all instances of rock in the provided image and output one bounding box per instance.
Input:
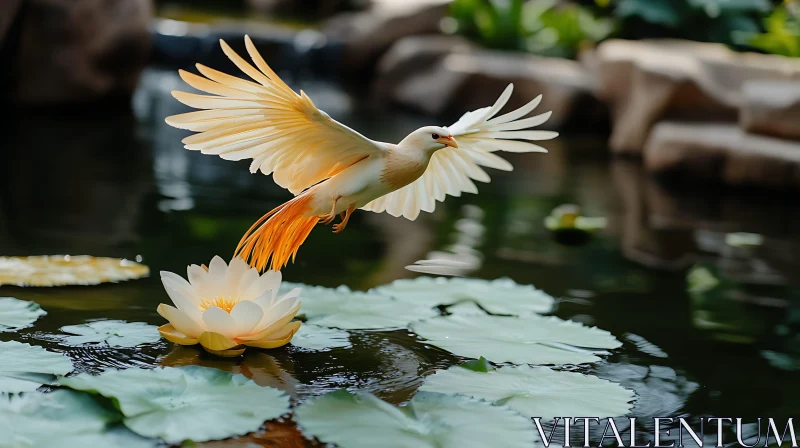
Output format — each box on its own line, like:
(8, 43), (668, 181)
(323, 0), (449, 77)
(740, 80), (800, 140)
(588, 39), (800, 155)
(375, 37), (604, 128)
(644, 122), (800, 189)
(5, 0), (153, 106)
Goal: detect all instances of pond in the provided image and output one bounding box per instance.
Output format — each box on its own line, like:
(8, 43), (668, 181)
(1, 67), (799, 446)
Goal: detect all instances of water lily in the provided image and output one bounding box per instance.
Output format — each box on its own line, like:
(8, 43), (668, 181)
(157, 256), (302, 357)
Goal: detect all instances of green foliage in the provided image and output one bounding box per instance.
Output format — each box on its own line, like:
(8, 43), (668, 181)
(735, 6), (800, 56)
(460, 356), (495, 372)
(612, 0), (770, 45)
(448, 0), (615, 57)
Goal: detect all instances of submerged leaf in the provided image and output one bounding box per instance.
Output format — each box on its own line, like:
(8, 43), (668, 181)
(291, 324), (351, 351)
(410, 314), (620, 365)
(59, 366), (291, 444)
(420, 365), (635, 420)
(460, 357), (495, 372)
(294, 390), (536, 448)
(0, 389), (156, 448)
(0, 255), (149, 287)
(282, 283), (438, 330)
(0, 297), (47, 332)
(0, 341), (74, 393)
(374, 277), (555, 316)
(59, 320), (161, 348)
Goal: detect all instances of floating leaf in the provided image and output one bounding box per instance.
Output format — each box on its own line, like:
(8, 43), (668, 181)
(0, 256), (149, 287)
(374, 277), (555, 316)
(59, 320), (161, 348)
(294, 390), (536, 448)
(283, 283), (438, 330)
(410, 314), (620, 365)
(291, 324), (351, 351)
(0, 297), (47, 332)
(59, 365), (290, 444)
(0, 389), (155, 448)
(460, 357), (495, 373)
(420, 364), (635, 420)
(0, 341), (74, 393)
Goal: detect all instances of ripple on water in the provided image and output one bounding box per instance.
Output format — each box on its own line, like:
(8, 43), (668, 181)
(158, 329), (457, 405)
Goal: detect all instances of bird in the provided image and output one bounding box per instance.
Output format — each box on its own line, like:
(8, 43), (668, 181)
(165, 36), (558, 272)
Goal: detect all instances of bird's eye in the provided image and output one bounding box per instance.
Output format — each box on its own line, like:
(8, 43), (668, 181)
(432, 133), (440, 140)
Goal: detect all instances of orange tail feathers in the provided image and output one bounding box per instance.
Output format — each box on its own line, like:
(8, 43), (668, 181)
(234, 193), (318, 271)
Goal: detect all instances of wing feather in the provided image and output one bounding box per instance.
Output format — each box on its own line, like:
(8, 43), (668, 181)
(362, 83), (557, 220)
(166, 36), (384, 194)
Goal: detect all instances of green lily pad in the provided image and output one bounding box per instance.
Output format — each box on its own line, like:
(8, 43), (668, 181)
(282, 283), (438, 330)
(0, 297), (47, 332)
(410, 314), (621, 365)
(291, 324), (351, 351)
(59, 320), (161, 348)
(0, 389), (155, 448)
(419, 364), (635, 420)
(294, 390), (536, 448)
(0, 341), (74, 393)
(59, 365), (290, 444)
(374, 277), (555, 316)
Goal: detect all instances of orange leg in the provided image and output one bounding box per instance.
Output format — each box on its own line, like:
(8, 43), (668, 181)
(333, 205), (355, 234)
(319, 196), (340, 225)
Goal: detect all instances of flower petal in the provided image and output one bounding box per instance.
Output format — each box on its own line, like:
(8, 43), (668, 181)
(202, 306), (238, 339)
(245, 271), (281, 303)
(252, 292), (300, 333)
(230, 300), (264, 336)
(240, 302), (301, 341)
(243, 321), (300, 349)
(162, 278), (204, 322)
(199, 331), (245, 357)
(225, 257), (250, 297)
(237, 268), (260, 301)
(207, 256), (228, 290)
(157, 304), (205, 338)
(158, 324), (199, 345)
(188, 264), (215, 297)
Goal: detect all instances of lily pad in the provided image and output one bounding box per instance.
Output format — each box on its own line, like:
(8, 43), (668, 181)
(374, 277), (555, 316)
(410, 314), (621, 365)
(282, 283), (438, 330)
(59, 365), (291, 444)
(419, 364), (635, 420)
(0, 341), (74, 393)
(0, 389), (155, 448)
(291, 324), (351, 351)
(0, 255), (149, 287)
(59, 320), (161, 348)
(0, 297), (47, 332)
(294, 390), (537, 448)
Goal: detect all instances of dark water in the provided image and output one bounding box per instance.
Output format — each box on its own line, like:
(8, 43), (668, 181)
(2, 69), (799, 446)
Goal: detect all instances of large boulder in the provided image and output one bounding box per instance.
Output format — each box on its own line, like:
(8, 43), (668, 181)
(644, 122), (800, 189)
(587, 39), (800, 155)
(740, 80), (800, 140)
(374, 37), (604, 129)
(3, 0), (153, 106)
(323, 0), (449, 77)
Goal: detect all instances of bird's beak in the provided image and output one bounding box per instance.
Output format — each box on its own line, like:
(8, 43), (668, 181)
(439, 135), (458, 148)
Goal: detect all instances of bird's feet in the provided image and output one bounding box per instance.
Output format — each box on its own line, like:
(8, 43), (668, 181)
(333, 205), (355, 234)
(319, 213), (336, 225)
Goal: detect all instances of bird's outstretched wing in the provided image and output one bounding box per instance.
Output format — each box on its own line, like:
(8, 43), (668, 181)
(166, 36), (385, 195)
(361, 84), (557, 220)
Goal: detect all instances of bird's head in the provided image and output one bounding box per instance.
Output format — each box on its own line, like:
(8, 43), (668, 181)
(399, 126), (459, 155)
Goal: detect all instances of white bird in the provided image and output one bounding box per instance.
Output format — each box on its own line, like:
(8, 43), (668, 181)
(166, 36), (558, 271)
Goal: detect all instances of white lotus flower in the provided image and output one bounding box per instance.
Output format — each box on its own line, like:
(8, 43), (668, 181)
(157, 256), (302, 357)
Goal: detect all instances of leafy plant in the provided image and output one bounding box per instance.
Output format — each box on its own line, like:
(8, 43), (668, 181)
(612, 0), (771, 45)
(734, 5), (800, 56)
(448, 0), (615, 57)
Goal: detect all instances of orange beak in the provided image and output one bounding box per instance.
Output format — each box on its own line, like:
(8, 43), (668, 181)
(438, 134), (458, 148)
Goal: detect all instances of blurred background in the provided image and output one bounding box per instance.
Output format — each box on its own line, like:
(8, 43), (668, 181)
(1, 0), (800, 422)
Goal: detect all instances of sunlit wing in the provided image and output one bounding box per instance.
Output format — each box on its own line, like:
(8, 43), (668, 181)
(165, 36), (385, 195)
(361, 84), (557, 220)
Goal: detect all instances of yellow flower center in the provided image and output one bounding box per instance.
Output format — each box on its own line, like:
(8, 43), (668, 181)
(199, 297), (239, 313)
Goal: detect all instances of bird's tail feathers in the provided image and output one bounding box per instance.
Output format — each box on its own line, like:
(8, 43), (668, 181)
(234, 192), (318, 271)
